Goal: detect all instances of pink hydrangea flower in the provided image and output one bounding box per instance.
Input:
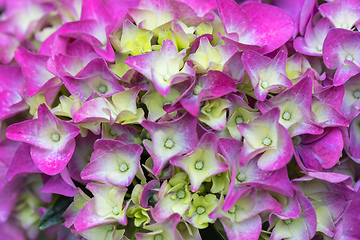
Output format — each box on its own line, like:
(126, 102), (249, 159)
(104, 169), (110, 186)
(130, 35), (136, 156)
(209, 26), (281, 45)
(6, 104), (80, 175)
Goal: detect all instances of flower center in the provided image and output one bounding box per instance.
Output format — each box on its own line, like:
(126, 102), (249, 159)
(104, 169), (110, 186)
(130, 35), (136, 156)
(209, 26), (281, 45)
(260, 80), (268, 89)
(113, 207), (119, 215)
(154, 234), (163, 240)
(235, 116), (243, 124)
(176, 190), (186, 199)
(316, 45), (322, 52)
(119, 163), (128, 172)
(236, 172), (246, 182)
(341, 23), (348, 29)
(196, 206), (205, 215)
(51, 133), (61, 142)
(228, 206), (236, 214)
(98, 84), (107, 94)
(193, 85), (202, 95)
(353, 90), (360, 99)
(282, 111), (291, 121)
(164, 139), (174, 149)
(164, 73), (171, 82)
(284, 219), (292, 225)
(195, 161), (204, 170)
(262, 137), (272, 146)
(346, 54), (354, 61)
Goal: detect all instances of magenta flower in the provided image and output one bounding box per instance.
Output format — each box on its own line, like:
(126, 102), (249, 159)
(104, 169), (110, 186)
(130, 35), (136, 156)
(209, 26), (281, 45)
(135, 214), (183, 240)
(217, 0), (294, 54)
(188, 36), (237, 73)
(152, 173), (192, 220)
(340, 73), (360, 120)
(0, 33), (19, 64)
(6, 104), (80, 175)
(2, 0), (360, 238)
(80, 139), (143, 187)
(73, 86), (144, 125)
(0, 0), (55, 41)
(61, 58), (124, 102)
(74, 183), (129, 231)
(6, 143), (41, 181)
(258, 76), (323, 137)
(0, 65), (28, 121)
(218, 138), (293, 210)
(171, 132), (228, 192)
(322, 29), (360, 86)
(127, 0), (179, 31)
(14, 47), (60, 97)
(271, 0), (316, 37)
(223, 93), (260, 140)
(293, 128), (344, 171)
(54, 0), (118, 61)
(347, 114), (360, 162)
(319, 0), (360, 30)
(242, 49), (292, 101)
(293, 16), (330, 56)
(312, 86), (349, 128)
(237, 108), (294, 171)
(142, 113), (198, 175)
(126, 39), (195, 96)
(178, 70), (236, 116)
(210, 189), (282, 240)
(269, 191), (316, 240)
(175, 0), (216, 17)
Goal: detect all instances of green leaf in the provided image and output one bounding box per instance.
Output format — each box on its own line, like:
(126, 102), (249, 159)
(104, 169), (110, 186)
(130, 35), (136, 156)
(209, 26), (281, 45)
(39, 195), (74, 230)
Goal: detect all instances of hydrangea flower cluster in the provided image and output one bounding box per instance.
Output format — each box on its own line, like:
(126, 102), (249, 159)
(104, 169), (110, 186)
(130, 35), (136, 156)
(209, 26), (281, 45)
(1, 0), (360, 239)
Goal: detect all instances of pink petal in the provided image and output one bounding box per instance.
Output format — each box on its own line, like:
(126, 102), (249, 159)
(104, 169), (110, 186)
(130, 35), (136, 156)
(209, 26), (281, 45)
(31, 139), (76, 175)
(217, 0), (294, 54)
